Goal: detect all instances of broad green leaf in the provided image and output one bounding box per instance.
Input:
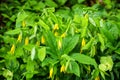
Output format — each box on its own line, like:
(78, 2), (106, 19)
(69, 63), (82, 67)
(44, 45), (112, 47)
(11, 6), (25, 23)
(98, 33), (105, 52)
(100, 71), (105, 80)
(45, 0), (58, 8)
(67, 61), (80, 77)
(42, 58), (59, 67)
(16, 11), (28, 22)
(16, 11), (28, 28)
(5, 28), (21, 35)
(71, 53), (97, 68)
(62, 35), (79, 54)
(31, 47), (36, 61)
(49, 11), (58, 23)
(38, 47), (46, 62)
(90, 45), (96, 57)
(38, 19), (50, 30)
(89, 17), (96, 26)
(23, 44), (34, 51)
(115, 48), (120, 54)
(73, 14), (81, 23)
(82, 37), (94, 50)
(100, 27), (114, 43)
(81, 14), (89, 38)
(43, 31), (58, 55)
(57, 0), (67, 5)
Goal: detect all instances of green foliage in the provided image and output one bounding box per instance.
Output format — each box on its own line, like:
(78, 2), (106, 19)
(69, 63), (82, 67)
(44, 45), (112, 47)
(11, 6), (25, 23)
(0, 0), (120, 80)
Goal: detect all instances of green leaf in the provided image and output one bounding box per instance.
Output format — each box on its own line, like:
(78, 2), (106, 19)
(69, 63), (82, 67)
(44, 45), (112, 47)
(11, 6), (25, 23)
(49, 11), (58, 23)
(82, 37), (94, 50)
(45, 0), (58, 8)
(98, 33), (105, 52)
(43, 31), (58, 54)
(38, 19), (50, 30)
(5, 28), (21, 35)
(16, 11), (28, 22)
(23, 44), (34, 51)
(67, 61), (80, 77)
(115, 48), (120, 54)
(38, 47), (46, 62)
(71, 53), (97, 68)
(62, 35), (79, 54)
(89, 17), (96, 26)
(81, 14), (89, 38)
(31, 47), (36, 61)
(100, 27), (114, 43)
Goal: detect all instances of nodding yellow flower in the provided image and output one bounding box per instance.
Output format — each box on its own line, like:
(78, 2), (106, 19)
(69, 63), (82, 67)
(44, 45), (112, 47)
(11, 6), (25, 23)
(25, 37), (29, 45)
(41, 36), (45, 44)
(17, 34), (22, 43)
(36, 41), (40, 46)
(95, 76), (100, 80)
(10, 44), (15, 55)
(81, 38), (86, 47)
(60, 64), (65, 73)
(54, 31), (59, 37)
(61, 32), (66, 38)
(22, 20), (26, 28)
(49, 67), (53, 78)
(53, 24), (59, 31)
(58, 39), (62, 49)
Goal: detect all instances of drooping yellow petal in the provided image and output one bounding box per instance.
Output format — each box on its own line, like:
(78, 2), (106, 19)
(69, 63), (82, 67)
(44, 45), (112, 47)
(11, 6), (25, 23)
(25, 37), (29, 45)
(58, 39), (62, 49)
(60, 64), (65, 73)
(61, 32), (66, 38)
(49, 67), (53, 78)
(10, 44), (15, 55)
(81, 38), (86, 47)
(22, 20), (26, 28)
(17, 34), (22, 43)
(54, 31), (59, 37)
(36, 41), (40, 46)
(53, 24), (59, 31)
(95, 76), (100, 80)
(41, 36), (45, 44)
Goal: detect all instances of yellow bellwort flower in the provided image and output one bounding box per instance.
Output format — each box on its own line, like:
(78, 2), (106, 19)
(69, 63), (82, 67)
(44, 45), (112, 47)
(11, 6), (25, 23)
(49, 67), (53, 78)
(10, 44), (15, 55)
(25, 37), (29, 45)
(58, 39), (62, 49)
(61, 32), (66, 38)
(17, 34), (22, 43)
(22, 20), (26, 28)
(41, 36), (45, 44)
(60, 64), (65, 73)
(81, 38), (86, 47)
(54, 31), (59, 37)
(80, 38), (86, 53)
(36, 41), (40, 46)
(95, 76), (100, 80)
(53, 24), (59, 31)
